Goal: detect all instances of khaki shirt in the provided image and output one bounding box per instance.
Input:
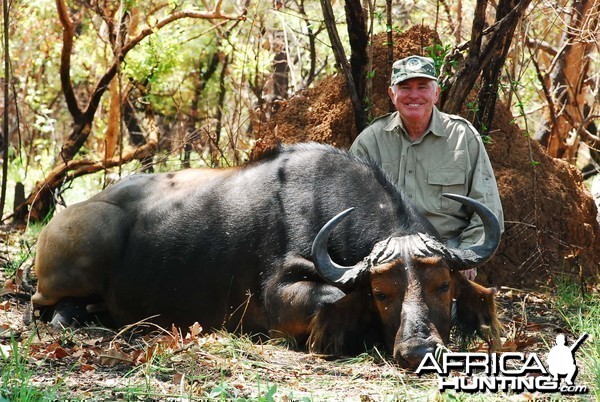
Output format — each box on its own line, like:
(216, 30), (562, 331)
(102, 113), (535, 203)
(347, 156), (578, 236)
(350, 108), (504, 249)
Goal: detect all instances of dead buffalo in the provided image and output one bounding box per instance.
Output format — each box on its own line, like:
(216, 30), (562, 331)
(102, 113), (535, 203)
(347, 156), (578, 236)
(31, 142), (501, 367)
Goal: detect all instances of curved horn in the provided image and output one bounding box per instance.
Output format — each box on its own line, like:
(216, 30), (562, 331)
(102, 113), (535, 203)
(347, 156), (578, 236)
(442, 193), (501, 269)
(311, 208), (369, 290)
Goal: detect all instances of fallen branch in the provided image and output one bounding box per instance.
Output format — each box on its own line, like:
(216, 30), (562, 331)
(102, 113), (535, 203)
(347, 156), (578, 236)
(10, 141), (157, 223)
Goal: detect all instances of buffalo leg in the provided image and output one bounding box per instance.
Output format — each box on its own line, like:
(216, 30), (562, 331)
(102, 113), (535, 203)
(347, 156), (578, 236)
(452, 271), (501, 350)
(307, 290), (383, 356)
(264, 256), (345, 343)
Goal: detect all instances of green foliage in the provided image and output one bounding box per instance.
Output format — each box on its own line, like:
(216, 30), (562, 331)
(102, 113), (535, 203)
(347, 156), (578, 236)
(256, 382), (277, 402)
(124, 36), (181, 88)
(425, 43), (453, 75)
(363, 95), (373, 115)
(0, 0), (375, 209)
(3, 242), (30, 280)
(206, 382), (238, 400)
(466, 101), (479, 114)
(0, 336), (61, 401)
(2, 221), (39, 279)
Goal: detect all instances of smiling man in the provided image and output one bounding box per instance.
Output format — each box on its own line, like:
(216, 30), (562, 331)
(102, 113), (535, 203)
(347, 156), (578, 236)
(350, 55), (504, 281)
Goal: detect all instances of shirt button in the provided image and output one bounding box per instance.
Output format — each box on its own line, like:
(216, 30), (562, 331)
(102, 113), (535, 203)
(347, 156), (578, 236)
(408, 170), (413, 173)
(408, 195), (413, 198)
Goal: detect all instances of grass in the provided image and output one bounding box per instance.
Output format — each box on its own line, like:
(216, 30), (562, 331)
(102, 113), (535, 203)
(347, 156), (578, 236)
(3, 294), (597, 401)
(0, 335), (61, 401)
(551, 279), (599, 399)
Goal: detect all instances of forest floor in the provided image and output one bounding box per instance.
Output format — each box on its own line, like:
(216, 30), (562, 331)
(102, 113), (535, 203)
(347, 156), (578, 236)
(0, 225), (597, 401)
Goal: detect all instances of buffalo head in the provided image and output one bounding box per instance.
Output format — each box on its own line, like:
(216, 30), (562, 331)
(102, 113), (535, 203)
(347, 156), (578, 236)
(308, 193), (501, 368)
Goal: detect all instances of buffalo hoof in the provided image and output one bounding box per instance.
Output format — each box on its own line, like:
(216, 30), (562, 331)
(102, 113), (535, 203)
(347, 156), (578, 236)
(50, 298), (89, 329)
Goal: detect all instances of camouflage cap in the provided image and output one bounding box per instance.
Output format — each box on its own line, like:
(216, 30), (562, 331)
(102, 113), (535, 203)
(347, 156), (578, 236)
(390, 56), (437, 86)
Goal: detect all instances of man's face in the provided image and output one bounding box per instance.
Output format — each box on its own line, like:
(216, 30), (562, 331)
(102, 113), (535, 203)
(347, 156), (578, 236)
(388, 78), (440, 124)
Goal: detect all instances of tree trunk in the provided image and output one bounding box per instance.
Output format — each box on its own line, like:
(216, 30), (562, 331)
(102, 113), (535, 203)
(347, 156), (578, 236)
(536, 0), (599, 161)
(386, 0), (394, 112)
(320, 0), (366, 135)
(440, 0), (532, 132)
(439, 0), (483, 112)
(475, 0), (528, 134)
(124, 98), (145, 147)
(263, 30), (289, 117)
(123, 97), (154, 173)
(297, 0), (317, 87)
(272, 35), (289, 103)
(345, 0), (368, 116)
(104, 79), (121, 161)
(213, 55), (230, 167)
(1, 0), (10, 221)
(183, 51), (221, 168)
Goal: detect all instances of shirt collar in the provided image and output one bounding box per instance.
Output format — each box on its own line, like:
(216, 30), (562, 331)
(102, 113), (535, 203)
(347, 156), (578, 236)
(384, 107), (447, 138)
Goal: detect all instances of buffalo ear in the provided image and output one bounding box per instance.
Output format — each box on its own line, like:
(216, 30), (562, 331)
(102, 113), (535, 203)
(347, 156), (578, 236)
(307, 290), (383, 356)
(452, 273), (502, 351)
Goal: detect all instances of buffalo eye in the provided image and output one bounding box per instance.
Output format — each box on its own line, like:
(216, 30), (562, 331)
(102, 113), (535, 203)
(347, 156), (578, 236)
(374, 292), (387, 302)
(438, 282), (450, 293)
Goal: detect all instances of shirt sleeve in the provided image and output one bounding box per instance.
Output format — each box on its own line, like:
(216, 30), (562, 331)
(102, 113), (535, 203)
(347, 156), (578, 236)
(349, 127), (382, 164)
(458, 128), (505, 249)
(349, 134), (369, 158)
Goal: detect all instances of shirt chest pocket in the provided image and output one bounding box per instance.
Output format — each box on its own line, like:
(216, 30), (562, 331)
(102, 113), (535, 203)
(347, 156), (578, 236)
(427, 168), (466, 211)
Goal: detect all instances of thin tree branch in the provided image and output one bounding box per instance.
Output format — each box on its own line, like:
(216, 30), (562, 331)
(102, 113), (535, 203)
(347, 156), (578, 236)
(122, 6), (244, 55)
(56, 0), (82, 120)
(10, 141), (157, 222)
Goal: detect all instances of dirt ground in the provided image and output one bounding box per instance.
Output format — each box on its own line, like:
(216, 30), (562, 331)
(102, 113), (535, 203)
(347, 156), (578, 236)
(0, 266), (588, 400)
(252, 25), (600, 290)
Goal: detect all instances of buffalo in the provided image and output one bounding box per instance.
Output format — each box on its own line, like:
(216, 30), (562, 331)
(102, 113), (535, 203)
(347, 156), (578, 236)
(31, 143), (501, 367)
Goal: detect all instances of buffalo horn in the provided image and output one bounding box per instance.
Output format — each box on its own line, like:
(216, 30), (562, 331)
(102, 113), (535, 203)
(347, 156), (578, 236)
(442, 193), (501, 270)
(311, 208), (369, 290)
